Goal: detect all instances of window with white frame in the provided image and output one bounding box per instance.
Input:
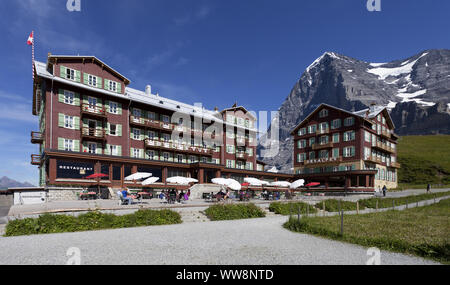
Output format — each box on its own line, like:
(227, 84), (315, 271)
(65, 68), (75, 80)
(331, 119), (341, 129)
(344, 117), (355, 127)
(161, 115), (170, 123)
(298, 128), (307, 136)
(133, 128), (141, 140)
(343, 146), (355, 157)
(344, 131), (355, 142)
(88, 75), (97, 87)
(110, 145), (118, 156)
(64, 139), (73, 151)
(365, 131), (371, 143)
(177, 154), (183, 163)
(109, 124), (117, 136)
(88, 142), (97, 154)
(163, 152), (169, 161)
(109, 81), (117, 92)
(133, 148), (141, 158)
(109, 102), (118, 114)
(64, 90), (74, 105)
(308, 125), (317, 134)
(319, 109), (328, 118)
(133, 108), (141, 118)
(64, 115), (74, 129)
(148, 112), (157, 120)
(333, 133), (340, 143)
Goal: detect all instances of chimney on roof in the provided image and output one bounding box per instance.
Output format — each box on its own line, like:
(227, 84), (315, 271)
(232, 102), (237, 108)
(214, 106), (219, 112)
(47, 52), (52, 57)
(369, 102), (376, 113)
(145, 85), (152, 96)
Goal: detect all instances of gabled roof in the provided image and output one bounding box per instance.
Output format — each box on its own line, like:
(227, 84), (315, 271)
(221, 105), (257, 120)
(47, 55), (131, 85)
(290, 103), (395, 135)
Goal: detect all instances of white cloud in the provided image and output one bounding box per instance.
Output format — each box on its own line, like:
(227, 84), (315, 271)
(0, 102), (37, 124)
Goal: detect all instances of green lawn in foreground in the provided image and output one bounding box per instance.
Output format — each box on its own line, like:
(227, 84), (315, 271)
(284, 199), (450, 264)
(397, 135), (450, 186)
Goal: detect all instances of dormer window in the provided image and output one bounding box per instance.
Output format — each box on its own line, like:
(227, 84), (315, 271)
(319, 109), (329, 118)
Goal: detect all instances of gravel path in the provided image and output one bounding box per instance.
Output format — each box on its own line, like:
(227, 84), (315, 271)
(0, 216), (438, 265)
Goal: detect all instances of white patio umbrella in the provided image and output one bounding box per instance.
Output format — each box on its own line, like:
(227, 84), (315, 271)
(244, 177), (264, 186)
(124, 172), (152, 181)
(271, 181), (292, 188)
(211, 178), (241, 191)
(142, 177), (160, 185)
(226, 179), (242, 191)
(186, 178), (198, 183)
(166, 176), (192, 185)
(290, 179), (305, 189)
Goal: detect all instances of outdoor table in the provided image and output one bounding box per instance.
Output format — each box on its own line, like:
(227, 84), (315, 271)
(137, 192), (152, 202)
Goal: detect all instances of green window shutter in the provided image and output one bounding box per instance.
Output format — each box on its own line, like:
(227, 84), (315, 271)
(104, 144), (110, 156)
(60, 66), (66, 78)
(104, 79), (110, 91)
(95, 143), (102, 155)
(58, 138), (64, 150)
(73, 140), (80, 152)
(58, 89), (65, 103)
(117, 103), (122, 115)
(58, 113), (65, 127)
(83, 73), (89, 85)
(74, 117), (80, 130)
(96, 76), (102, 89)
(105, 100), (110, 113)
(96, 98), (102, 109)
(74, 93), (80, 106)
(117, 124), (122, 137)
(117, 83), (122, 93)
(75, 70), (81, 82)
(82, 142), (88, 152)
(144, 150), (149, 159)
(82, 118), (88, 128)
(106, 122), (110, 135)
(82, 94), (88, 105)
(130, 147), (134, 157)
(117, 146), (122, 156)
(351, 147), (355, 157)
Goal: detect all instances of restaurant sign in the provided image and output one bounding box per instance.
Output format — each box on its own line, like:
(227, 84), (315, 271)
(56, 160), (95, 179)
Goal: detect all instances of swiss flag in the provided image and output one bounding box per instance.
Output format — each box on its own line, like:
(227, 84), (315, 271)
(27, 31), (34, 45)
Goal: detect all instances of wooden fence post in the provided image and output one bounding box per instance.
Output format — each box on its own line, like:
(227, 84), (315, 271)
(297, 206), (301, 222)
(376, 200), (379, 212)
(357, 201), (359, 215)
(340, 210), (344, 237)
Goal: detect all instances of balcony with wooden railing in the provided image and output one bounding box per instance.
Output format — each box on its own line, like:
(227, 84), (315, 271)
(31, 131), (44, 144)
(31, 154), (41, 165)
(316, 128), (330, 135)
(145, 139), (214, 156)
(390, 162), (401, 169)
(373, 142), (395, 154)
(129, 115), (175, 132)
(81, 127), (107, 141)
(312, 142), (334, 150)
(81, 103), (107, 118)
(364, 155), (382, 164)
(236, 152), (249, 161)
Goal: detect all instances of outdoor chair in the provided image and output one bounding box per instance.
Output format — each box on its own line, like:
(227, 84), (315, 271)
(117, 191), (132, 206)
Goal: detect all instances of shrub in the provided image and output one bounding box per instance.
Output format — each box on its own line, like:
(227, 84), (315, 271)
(5, 209), (182, 237)
(204, 203), (265, 221)
(314, 200), (365, 212)
(269, 202), (317, 215)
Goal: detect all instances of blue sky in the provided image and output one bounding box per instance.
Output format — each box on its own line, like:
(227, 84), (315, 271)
(0, 0), (449, 184)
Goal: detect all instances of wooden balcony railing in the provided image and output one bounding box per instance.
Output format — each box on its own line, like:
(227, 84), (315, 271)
(130, 115), (175, 132)
(316, 129), (330, 135)
(390, 162), (401, 168)
(81, 104), (107, 117)
(236, 152), (249, 160)
(31, 131), (44, 144)
(31, 154), (41, 165)
(312, 142), (334, 150)
(81, 127), (106, 140)
(145, 139), (214, 156)
(364, 155), (382, 164)
(374, 142), (395, 154)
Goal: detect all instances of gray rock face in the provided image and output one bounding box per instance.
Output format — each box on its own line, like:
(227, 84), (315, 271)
(258, 50), (450, 172)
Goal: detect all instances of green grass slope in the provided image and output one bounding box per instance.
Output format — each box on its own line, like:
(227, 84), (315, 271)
(397, 135), (450, 186)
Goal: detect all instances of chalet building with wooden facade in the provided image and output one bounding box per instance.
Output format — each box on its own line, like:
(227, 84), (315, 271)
(30, 54), (291, 199)
(291, 104), (400, 193)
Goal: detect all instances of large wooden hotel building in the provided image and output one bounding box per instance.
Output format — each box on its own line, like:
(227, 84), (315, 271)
(30, 53), (400, 198)
(291, 104), (400, 192)
(31, 54), (291, 199)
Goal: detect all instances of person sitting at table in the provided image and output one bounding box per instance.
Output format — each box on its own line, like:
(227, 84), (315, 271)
(178, 190), (185, 203)
(121, 188), (133, 205)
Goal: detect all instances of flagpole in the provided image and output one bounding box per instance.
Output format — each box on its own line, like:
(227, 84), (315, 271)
(31, 31), (35, 81)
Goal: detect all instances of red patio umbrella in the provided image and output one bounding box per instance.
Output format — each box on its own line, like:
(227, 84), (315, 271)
(85, 173), (109, 198)
(305, 182), (321, 187)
